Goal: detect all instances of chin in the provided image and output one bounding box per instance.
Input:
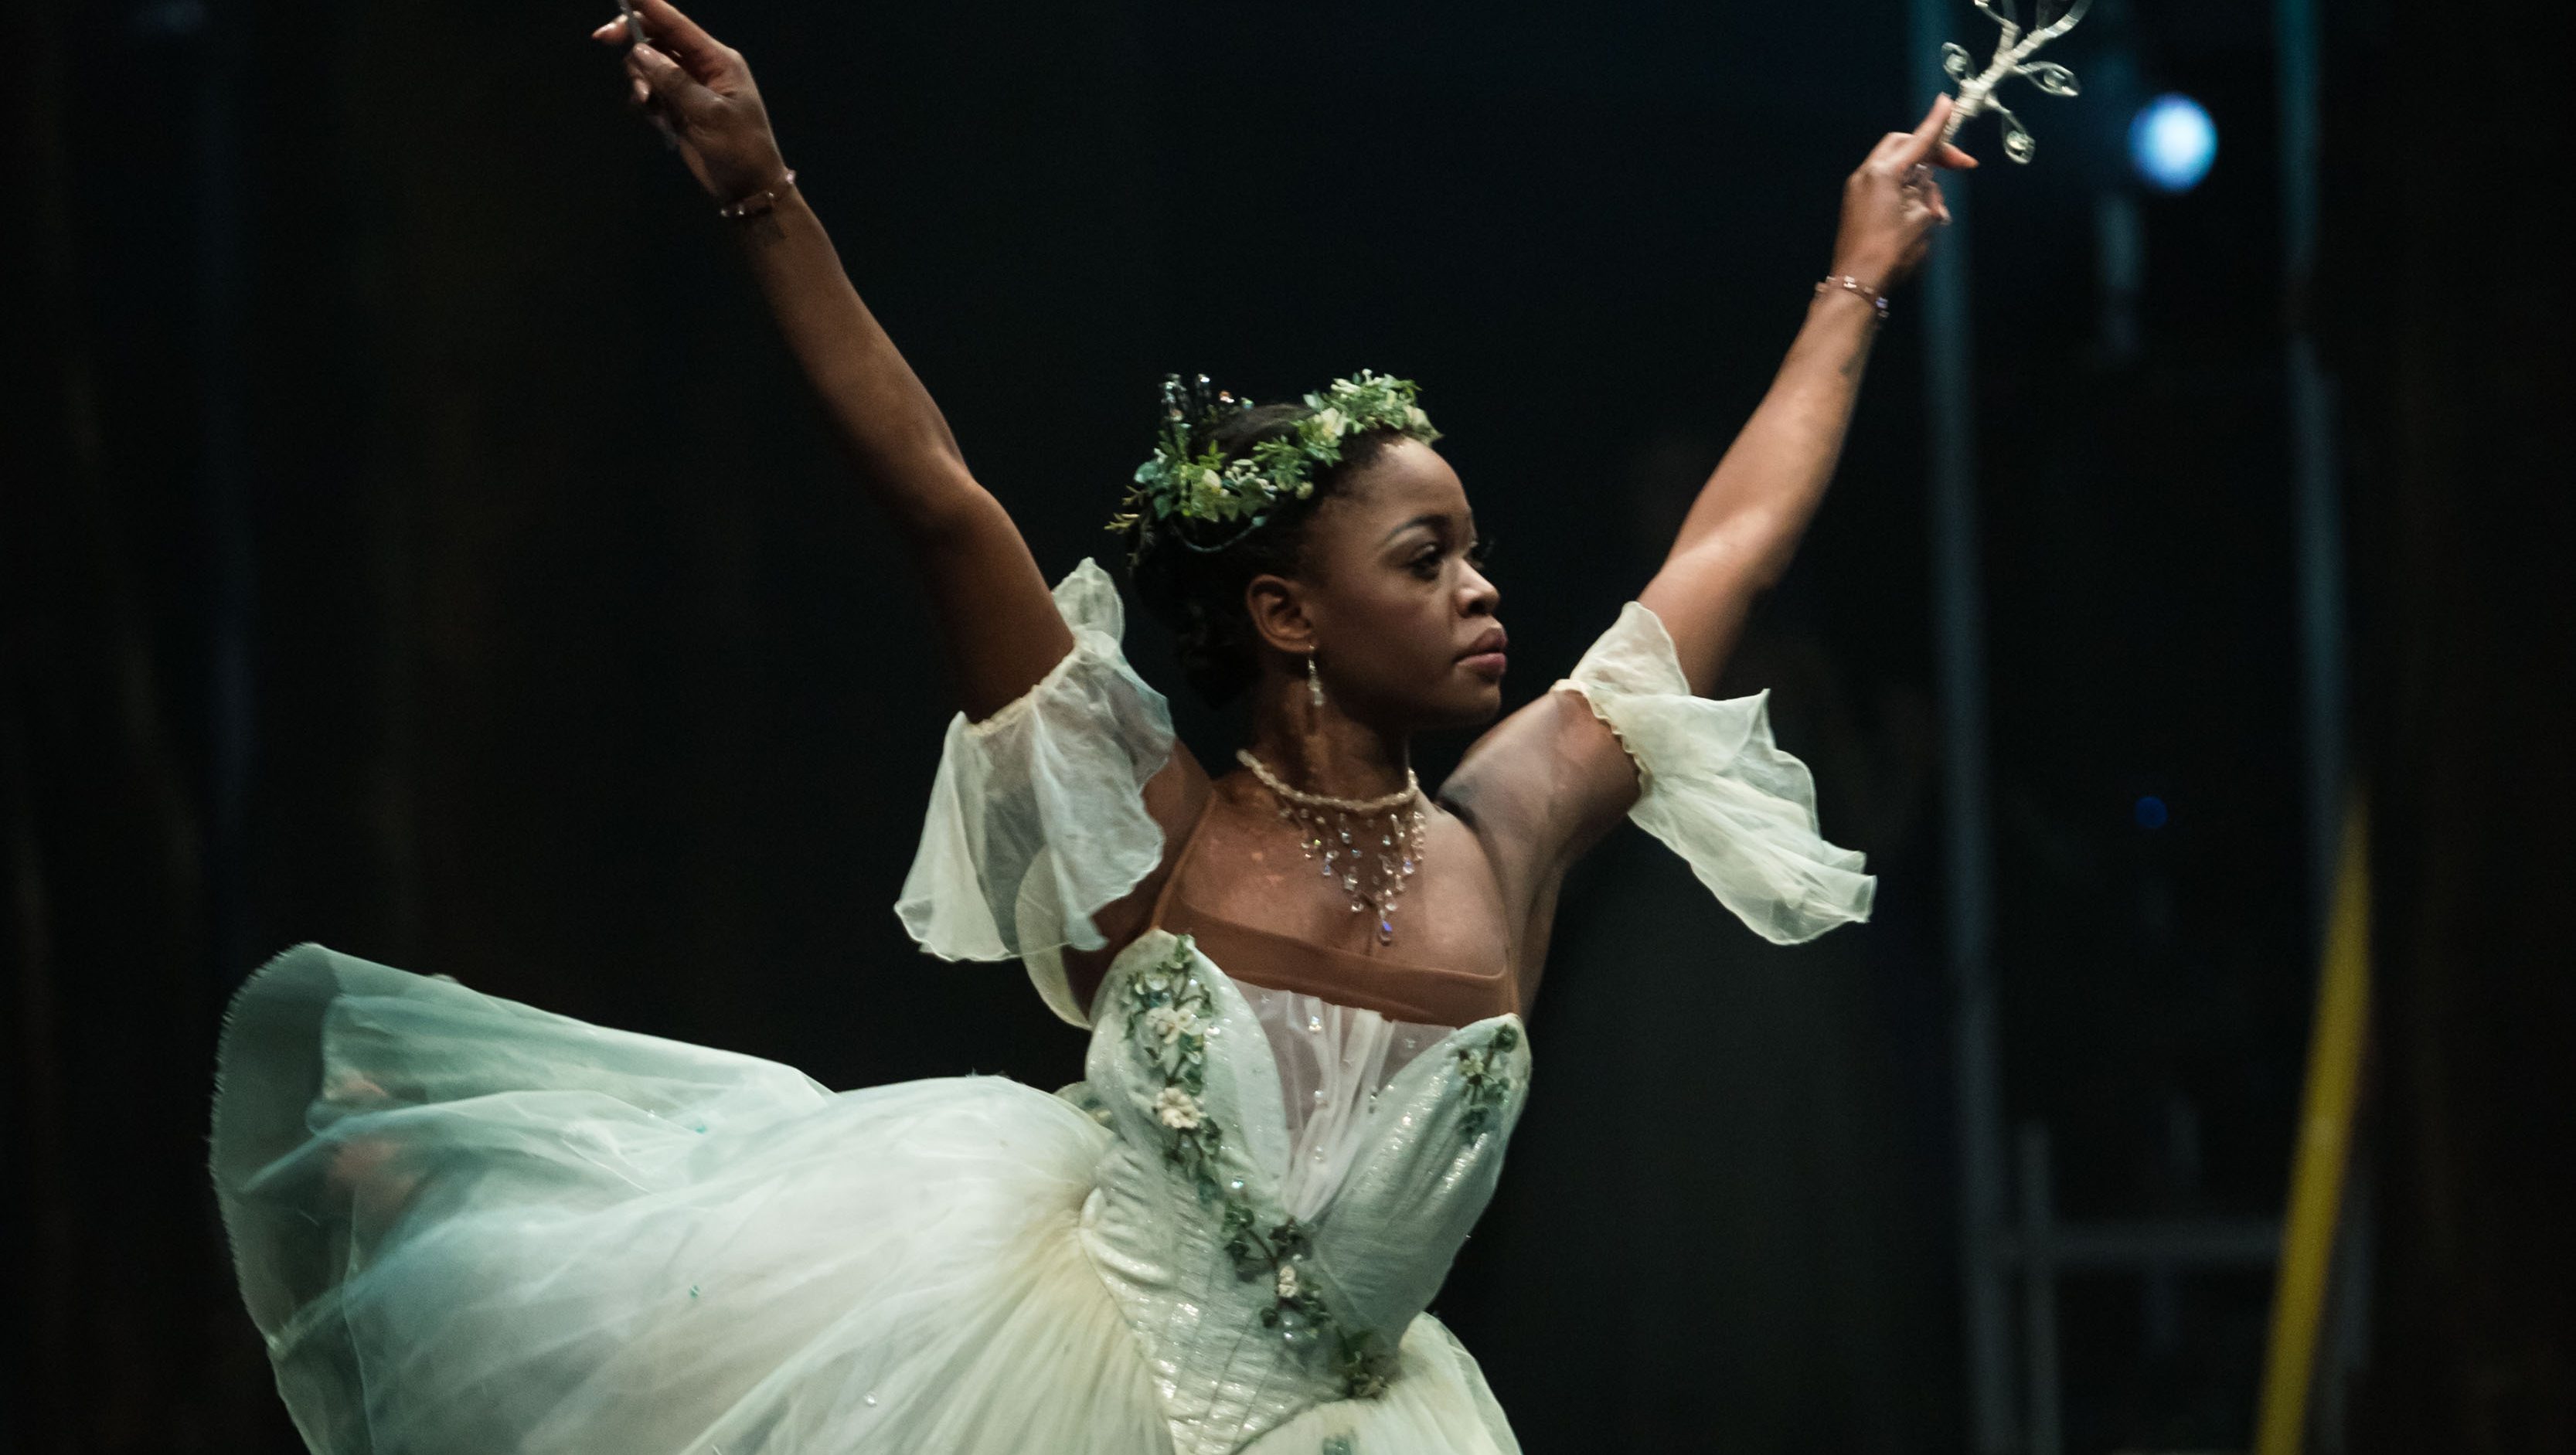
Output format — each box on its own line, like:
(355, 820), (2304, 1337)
(1421, 683), (1505, 729)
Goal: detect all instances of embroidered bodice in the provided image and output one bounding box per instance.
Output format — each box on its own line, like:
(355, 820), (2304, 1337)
(1069, 931), (1528, 1453)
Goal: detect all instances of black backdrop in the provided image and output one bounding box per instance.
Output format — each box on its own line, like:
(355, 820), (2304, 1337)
(19, 0), (2564, 1451)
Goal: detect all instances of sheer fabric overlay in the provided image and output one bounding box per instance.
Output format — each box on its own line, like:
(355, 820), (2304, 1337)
(1240, 986), (1455, 1222)
(895, 557), (1175, 1027)
(1551, 600), (1878, 943)
(211, 946), (1172, 1455)
(211, 942), (1523, 1455)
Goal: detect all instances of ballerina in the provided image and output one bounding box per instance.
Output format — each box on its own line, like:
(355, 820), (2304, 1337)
(208, 3), (1971, 1450)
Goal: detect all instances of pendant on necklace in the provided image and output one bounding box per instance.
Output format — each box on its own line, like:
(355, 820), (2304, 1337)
(1240, 749), (1428, 949)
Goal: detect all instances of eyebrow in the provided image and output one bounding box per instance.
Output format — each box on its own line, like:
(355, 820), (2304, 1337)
(1379, 512), (1475, 546)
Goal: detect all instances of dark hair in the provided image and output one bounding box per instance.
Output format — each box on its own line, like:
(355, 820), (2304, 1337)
(1125, 403), (1406, 708)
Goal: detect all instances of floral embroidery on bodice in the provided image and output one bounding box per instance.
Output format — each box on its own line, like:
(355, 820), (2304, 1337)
(1069, 930), (1531, 1455)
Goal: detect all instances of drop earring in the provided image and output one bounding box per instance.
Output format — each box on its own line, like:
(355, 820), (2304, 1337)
(1307, 653), (1325, 709)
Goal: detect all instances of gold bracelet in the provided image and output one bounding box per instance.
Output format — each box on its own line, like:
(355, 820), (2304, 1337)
(719, 168), (798, 220)
(1815, 273), (1890, 321)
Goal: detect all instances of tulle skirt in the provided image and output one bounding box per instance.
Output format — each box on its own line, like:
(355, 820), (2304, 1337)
(211, 945), (1519, 1454)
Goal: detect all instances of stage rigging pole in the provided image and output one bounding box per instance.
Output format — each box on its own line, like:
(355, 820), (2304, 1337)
(1907, 2), (2016, 1449)
(2278, 0), (2344, 943)
(2268, 0), (2362, 1447)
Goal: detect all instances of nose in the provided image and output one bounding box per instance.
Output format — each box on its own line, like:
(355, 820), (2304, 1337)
(1460, 562), (1500, 617)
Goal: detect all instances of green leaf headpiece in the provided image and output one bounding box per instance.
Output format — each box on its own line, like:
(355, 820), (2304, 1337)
(1108, 369), (1441, 564)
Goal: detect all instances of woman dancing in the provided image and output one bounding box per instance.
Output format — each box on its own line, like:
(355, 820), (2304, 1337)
(209, 2), (1969, 1450)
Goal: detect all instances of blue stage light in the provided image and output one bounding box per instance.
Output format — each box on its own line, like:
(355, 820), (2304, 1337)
(2134, 794), (2169, 830)
(2129, 94), (2216, 193)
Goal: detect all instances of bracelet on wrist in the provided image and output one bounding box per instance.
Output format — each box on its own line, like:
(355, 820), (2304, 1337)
(1815, 273), (1890, 321)
(719, 168), (797, 219)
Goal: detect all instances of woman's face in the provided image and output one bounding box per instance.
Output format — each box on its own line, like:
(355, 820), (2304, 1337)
(1272, 438), (1506, 730)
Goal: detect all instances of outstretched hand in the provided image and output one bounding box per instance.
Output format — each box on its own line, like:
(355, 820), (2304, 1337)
(591, 0), (788, 206)
(1829, 95), (1977, 294)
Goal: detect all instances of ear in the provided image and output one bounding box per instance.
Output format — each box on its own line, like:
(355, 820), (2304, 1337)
(1244, 573), (1315, 657)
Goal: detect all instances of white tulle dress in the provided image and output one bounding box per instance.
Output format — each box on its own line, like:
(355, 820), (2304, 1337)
(210, 559), (1874, 1455)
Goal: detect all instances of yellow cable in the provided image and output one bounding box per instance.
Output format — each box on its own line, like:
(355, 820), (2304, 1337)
(2253, 797), (2372, 1455)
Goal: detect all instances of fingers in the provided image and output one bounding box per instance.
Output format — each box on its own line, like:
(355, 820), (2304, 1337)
(1894, 161), (1951, 224)
(591, 0), (737, 83)
(625, 39), (712, 116)
(1866, 108), (1972, 172)
(1890, 93), (1955, 169)
(634, 0), (730, 72)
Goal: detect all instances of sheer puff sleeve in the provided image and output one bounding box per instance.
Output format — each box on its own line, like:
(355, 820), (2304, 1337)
(896, 558), (1174, 1026)
(1552, 602), (1877, 943)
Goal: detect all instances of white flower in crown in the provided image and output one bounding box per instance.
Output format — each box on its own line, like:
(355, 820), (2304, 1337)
(1112, 370), (1441, 559)
(1153, 1086), (1204, 1130)
(1275, 1264), (1301, 1299)
(1222, 459), (1271, 516)
(1143, 1005), (1202, 1045)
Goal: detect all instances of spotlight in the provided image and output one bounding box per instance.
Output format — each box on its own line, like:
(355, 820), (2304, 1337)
(2129, 93), (2216, 193)
(2134, 794), (2169, 830)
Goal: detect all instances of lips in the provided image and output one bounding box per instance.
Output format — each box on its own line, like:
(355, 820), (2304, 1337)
(1458, 627), (1509, 679)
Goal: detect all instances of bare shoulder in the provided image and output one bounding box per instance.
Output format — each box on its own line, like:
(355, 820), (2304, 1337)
(1441, 687), (1639, 914)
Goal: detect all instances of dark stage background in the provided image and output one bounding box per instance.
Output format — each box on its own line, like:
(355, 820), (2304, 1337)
(7, 0), (2569, 1452)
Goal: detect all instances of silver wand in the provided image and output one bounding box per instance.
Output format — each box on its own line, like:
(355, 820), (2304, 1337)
(1938, 0), (2093, 162)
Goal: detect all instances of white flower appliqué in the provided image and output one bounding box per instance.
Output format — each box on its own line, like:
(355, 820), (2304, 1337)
(1153, 1086), (1204, 1130)
(1276, 1264), (1301, 1299)
(1144, 1004), (1202, 1045)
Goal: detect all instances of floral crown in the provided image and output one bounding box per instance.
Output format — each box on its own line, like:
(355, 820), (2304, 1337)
(1108, 369), (1441, 563)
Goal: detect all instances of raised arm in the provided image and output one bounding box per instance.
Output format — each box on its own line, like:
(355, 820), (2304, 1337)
(596, 0), (1068, 720)
(1640, 95), (1972, 693)
(1447, 100), (1967, 947)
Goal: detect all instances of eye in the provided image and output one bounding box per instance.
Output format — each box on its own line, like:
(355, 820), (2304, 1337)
(1465, 535), (1496, 569)
(1407, 543), (1445, 578)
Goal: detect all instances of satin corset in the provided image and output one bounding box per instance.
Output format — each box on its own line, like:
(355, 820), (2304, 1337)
(1068, 928), (1530, 1455)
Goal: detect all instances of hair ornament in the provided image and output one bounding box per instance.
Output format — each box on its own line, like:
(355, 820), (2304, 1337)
(1108, 369), (1441, 563)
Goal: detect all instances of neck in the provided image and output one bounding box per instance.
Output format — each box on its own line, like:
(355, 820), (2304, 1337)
(1240, 672), (1413, 802)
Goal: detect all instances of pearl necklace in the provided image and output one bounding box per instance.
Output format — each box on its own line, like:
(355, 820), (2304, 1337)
(1236, 749), (1429, 947)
